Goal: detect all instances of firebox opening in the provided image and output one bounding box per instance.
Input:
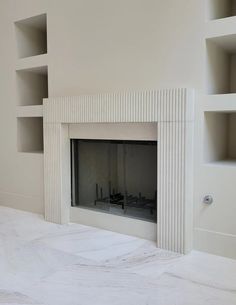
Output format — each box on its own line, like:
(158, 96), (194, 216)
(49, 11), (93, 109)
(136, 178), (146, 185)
(71, 139), (157, 223)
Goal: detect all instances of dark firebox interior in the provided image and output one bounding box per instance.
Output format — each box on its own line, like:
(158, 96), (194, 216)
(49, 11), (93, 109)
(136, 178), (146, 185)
(71, 139), (157, 222)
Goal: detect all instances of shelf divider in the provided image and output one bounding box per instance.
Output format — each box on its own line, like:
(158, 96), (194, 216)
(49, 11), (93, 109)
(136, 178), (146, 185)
(16, 105), (43, 118)
(16, 54), (48, 72)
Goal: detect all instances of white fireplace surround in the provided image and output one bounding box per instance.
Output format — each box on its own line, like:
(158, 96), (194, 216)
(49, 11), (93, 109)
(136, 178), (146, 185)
(43, 88), (194, 254)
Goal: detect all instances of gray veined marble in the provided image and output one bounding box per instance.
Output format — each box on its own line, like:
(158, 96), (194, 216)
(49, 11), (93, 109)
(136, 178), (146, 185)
(0, 289), (40, 304)
(0, 206), (236, 305)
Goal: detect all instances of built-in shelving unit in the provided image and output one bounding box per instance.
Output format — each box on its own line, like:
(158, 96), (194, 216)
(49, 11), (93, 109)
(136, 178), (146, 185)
(206, 0), (236, 20)
(15, 14), (47, 59)
(17, 117), (44, 153)
(204, 111), (236, 164)
(206, 35), (236, 95)
(15, 13), (48, 154)
(205, 3), (236, 167)
(206, 4), (236, 95)
(16, 66), (48, 106)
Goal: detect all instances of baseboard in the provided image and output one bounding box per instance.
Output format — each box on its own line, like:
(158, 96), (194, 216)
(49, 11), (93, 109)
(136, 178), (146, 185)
(0, 190), (44, 215)
(70, 207), (157, 241)
(194, 228), (236, 259)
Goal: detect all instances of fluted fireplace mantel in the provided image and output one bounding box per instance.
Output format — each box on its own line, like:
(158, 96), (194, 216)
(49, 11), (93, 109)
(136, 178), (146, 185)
(43, 88), (194, 254)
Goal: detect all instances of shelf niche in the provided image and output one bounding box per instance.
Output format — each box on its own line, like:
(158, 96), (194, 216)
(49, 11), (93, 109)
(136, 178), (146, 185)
(16, 66), (48, 106)
(17, 117), (44, 153)
(206, 38), (236, 95)
(204, 111), (236, 163)
(15, 14), (47, 59)
(206, 0), (236, 20)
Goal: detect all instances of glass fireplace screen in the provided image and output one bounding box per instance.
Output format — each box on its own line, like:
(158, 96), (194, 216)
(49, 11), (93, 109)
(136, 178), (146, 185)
(71, 139), (157, 222)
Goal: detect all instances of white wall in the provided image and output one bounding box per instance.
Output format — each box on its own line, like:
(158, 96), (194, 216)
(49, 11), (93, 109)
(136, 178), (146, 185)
(1, 0), (235, 258)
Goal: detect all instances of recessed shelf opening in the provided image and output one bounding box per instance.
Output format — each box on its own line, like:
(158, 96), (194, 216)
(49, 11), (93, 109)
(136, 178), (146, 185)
(16, 66), (48, 106)
(206, 38), (236, 95)
(204, 111), (236, 163)
(206, 0), (236, 20)
(17, 117), (44, 153)
(15, 14), (47, 59)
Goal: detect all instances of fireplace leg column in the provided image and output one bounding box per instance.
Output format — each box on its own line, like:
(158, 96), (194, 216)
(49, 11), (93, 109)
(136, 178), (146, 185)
(44, 123), (70, 224)
(157, 121), (193, 254)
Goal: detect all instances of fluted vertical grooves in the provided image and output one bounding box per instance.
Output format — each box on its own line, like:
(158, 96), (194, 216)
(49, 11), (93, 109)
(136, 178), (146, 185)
(43, 88), (194, 254)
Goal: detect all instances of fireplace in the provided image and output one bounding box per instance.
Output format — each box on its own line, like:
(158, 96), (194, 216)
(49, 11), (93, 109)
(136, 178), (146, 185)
(71, 139), (157, 222)
(43, 89), (194, 254)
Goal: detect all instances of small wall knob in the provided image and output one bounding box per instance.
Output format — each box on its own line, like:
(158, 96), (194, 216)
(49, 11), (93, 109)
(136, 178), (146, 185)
(203, 195), (213, 205)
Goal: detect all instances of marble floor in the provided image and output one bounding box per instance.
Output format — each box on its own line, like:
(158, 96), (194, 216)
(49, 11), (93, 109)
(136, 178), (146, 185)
(0, 206), (236, 305)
